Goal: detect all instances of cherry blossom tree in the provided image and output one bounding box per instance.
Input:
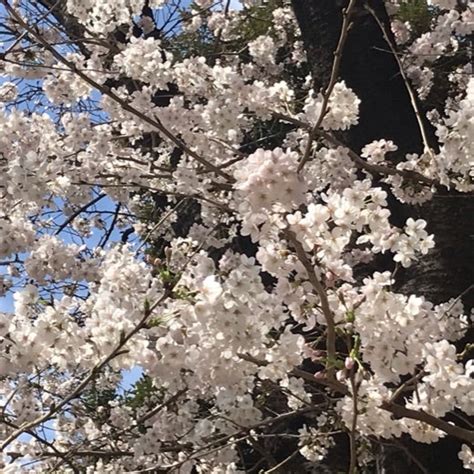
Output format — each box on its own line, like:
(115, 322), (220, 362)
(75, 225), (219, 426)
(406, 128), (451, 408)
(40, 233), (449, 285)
(0, 0), (472, 472)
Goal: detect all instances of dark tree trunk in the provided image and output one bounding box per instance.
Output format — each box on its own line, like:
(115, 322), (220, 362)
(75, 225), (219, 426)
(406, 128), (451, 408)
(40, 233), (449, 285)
(292, 0), (427, 156)
(291, 0), (473, 472)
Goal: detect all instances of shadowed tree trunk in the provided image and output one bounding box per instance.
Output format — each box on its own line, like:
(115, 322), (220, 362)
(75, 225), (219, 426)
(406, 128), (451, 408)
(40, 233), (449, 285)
(291, 0), (473, 472)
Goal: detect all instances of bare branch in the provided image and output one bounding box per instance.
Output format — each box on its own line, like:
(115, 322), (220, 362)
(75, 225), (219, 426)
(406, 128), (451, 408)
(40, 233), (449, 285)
(298, 0), (358, 172)
(55, 193), (106, 235)
(381, 401), (474, 444)
(273, 112), (437, 187)
(285, 231), (337, 377)
(365, 4), (436, 158)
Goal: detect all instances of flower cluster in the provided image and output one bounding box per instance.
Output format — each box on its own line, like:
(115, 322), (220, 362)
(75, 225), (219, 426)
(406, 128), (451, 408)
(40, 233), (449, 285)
(0, 0), (471, 472)
(303, 81), (360, 130)
(234, 147), (307, 212)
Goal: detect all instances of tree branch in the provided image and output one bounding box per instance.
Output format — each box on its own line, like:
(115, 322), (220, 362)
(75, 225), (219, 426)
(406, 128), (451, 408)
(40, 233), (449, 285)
(381, 401), (474, 445)
(2, 1), (232, 181)
(285, 231), (337, 377)
(298, 0), (358, 172)
(273, 112), (437, 187)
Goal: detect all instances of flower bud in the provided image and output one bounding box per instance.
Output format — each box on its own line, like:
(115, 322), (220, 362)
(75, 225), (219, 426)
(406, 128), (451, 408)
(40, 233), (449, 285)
(345, 357), (355, 370)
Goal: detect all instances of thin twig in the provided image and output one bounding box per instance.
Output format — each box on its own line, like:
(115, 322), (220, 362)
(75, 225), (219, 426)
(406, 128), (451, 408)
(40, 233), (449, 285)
(135, 198), (187, 254)
(390, 370), (425, 403)
(285, 231), (337, 377)
(298, 0), (357, 172)
(319, 129), (436, 186)
(99, 202), (121, 248)
(365, 4), (435, 158)
(348, 373), (358, 474)
(264, 447), (300, 473)
(55, 193), (105, 235)
(141, 407), (318, 473)
(236, 352), (349, 395)
(274, 112), (436, 186)
(439, 283), (474, 320)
